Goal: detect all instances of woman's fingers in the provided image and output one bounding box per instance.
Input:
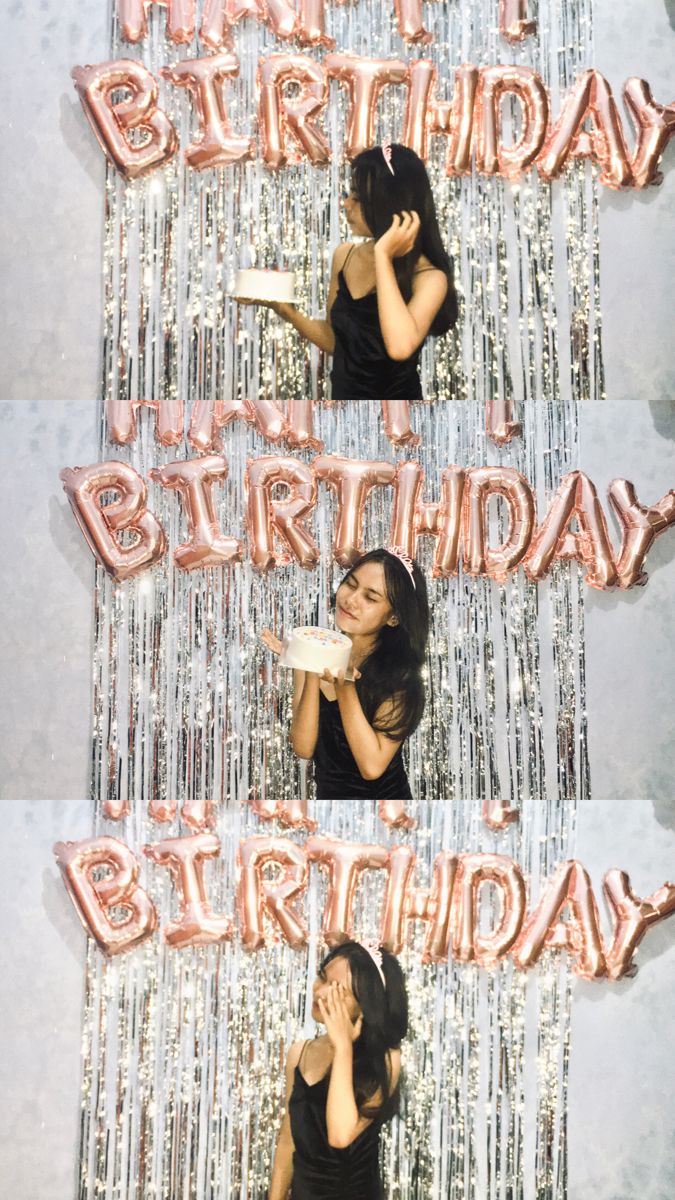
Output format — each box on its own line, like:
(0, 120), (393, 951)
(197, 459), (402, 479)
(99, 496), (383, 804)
(261, 628), (284, 655)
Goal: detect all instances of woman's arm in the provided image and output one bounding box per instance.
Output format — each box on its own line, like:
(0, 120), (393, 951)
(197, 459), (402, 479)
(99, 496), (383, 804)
(271, 300), (336, 353)
(331, 677), (404, 781)
(244, 244), (351, 354)
(319, 985), (402, 1150)
(290, 670), (321, 759)
(269, 1040), (304, 1200)
(318, 984), (365, 1149)
(261, 631), (320, 760)
(374, 213), (448, 360)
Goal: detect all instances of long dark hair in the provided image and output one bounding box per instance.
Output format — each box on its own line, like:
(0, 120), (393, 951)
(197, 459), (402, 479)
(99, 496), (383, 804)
(320, 941), (408, 1119)
(340, 548), (429, 743)
(351, 144), (458, 335)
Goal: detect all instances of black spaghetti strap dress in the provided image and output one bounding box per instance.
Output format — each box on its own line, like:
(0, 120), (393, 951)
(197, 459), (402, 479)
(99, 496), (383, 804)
(329, 247), (425, 400)
(289, 1042), (385, 1200)
(313, 690), (412, 800)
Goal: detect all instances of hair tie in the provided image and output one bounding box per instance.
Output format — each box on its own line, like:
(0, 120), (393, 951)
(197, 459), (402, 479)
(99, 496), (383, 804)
(388, 546), (416, 589)
(381, 143), (395, 176)
(359, 940), (387, 988)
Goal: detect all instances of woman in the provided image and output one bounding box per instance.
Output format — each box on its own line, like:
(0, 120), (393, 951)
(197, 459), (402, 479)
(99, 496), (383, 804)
(263, 547), (429, 799)
(269, 941), (408, 1200)
(241, 144), (458, 399)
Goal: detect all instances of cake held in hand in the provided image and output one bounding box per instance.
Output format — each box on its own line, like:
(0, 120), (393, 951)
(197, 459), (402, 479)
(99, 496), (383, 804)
(234, 269), (296, 303)
(280, 627), (352, 676)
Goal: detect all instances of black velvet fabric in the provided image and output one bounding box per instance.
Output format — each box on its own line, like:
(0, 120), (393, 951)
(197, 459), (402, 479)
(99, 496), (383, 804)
(313, 691), (413, 800)
(289, 1063), (384, 1200)
(329, 270), (423, 401)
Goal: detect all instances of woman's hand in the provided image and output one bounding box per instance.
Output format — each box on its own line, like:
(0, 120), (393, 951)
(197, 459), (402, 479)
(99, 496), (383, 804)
(262, 628), (286, 656)
(320, 667), (361, 688)
(375, 211), (421, 260)
(234, 297), (282, 313)
(318, 982), (363, 1052)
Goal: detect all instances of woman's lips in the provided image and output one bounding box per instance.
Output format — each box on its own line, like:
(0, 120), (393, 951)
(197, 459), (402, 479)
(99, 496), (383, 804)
(337, 605), (355, 622)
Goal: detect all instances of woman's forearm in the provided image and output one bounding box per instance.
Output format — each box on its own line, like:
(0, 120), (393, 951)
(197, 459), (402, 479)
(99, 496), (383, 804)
(273, 303), (336, 354)
(326, 1043), (361, 1149)
(334, 684), (396, 780)
(290, 672), (321, 758)
(373, 249), (422, 361)
(269, 1116), (294, 1200)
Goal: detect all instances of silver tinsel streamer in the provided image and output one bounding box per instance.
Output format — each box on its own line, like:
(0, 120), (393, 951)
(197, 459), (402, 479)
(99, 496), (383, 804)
(77, 0), (604, 1196)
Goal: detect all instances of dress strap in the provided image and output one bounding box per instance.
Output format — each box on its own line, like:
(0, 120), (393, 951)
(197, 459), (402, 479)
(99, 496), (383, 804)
(298, 1038), (312, 1072)
(342, 243), (358, 273)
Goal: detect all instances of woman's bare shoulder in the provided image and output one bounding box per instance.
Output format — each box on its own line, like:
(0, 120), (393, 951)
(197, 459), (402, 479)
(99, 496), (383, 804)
(332, 242), (354, 269)
(286, 1040), (306, 1071)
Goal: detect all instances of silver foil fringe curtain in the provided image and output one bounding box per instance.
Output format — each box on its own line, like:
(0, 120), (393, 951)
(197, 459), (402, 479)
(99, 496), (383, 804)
(79, 0), (601, 1196)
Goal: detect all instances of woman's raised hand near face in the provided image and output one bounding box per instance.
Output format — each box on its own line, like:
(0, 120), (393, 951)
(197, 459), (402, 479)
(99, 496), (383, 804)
(375, 211), (421, 260)
(318, 982), (363, 1051)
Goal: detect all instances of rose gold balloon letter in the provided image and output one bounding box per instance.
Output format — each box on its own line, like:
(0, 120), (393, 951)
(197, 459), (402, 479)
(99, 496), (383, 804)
(237, 836), (310, 951)
(247, 456), (319, 572)
(72, 60), (177, 180)
(379, 846), (417, 955)
(200, 0), (297, 51)
(603, 869), (675, 980)
(259, 55), (330, 169)
(413, 465), (466, 578)
(144, 833), (233, 948)
(623, 78), (675, 189)
(461, 466), (535, 582)
(475, 66), (548, 180)
(394, 0), (432, 44)
(404, 852), (457, 963)
(428, 64), (479, 176)
(608, 478), (675, 588)
(537, 70), (631, 189)
(106, 399), (184, 447)
(451, 853), (526, 967)
(162, 54), (254, 168)
(499, 0), (536, 42)
(306, 836), (389, 946)
(54, 837), (157, 956)
(315, 455), (396, 567)
(325, 55), (409, 158)
(60, 461), (167, 582)
(523, 470), (618, 590)
(512, 860), (607, 979)
(118, 0), (195, 42)
(151, 455), (243, 570)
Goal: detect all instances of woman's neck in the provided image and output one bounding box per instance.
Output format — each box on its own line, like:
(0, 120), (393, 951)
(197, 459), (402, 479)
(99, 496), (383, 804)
(349, 632), (378, 667)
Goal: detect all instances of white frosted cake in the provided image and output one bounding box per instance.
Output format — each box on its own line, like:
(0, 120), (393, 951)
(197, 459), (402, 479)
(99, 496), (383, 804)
(234, 268), (296, 303)
(280, 626), (352, 675)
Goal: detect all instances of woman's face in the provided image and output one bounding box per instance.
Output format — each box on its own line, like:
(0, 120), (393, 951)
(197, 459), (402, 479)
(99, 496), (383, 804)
(312, 955), (361, 1024)
(344, 186), (372, 238)
(335, 560), (396, 640)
